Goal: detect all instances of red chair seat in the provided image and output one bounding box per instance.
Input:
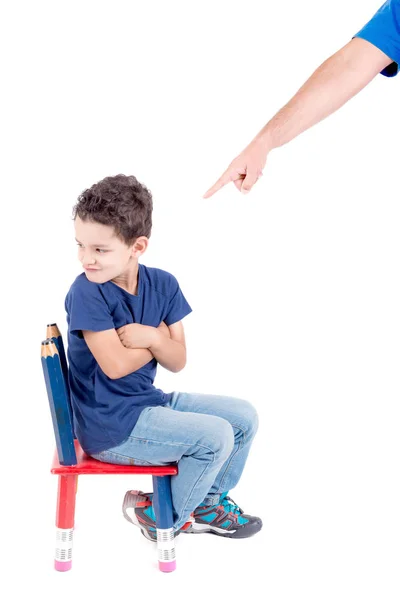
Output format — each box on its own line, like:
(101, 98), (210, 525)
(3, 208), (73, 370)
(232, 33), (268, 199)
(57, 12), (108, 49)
(51, 439), (178, 476)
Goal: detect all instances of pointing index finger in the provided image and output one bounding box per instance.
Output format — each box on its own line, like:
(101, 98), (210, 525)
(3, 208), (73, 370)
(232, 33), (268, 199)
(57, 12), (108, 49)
(203, 168), (236, 199)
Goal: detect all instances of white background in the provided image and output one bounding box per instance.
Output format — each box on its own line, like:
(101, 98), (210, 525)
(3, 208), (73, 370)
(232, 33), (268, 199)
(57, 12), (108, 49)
(2, 1), (399, 598)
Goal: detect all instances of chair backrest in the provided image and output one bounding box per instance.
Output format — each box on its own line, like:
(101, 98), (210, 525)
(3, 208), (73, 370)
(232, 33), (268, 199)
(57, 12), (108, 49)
(41, 323), (77, 466)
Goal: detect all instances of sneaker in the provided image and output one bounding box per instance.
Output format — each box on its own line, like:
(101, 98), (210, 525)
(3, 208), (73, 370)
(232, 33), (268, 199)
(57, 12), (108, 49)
(122, 490), (194, 542)
(122, 490), (158, 541)
(183, 492), (262, 539)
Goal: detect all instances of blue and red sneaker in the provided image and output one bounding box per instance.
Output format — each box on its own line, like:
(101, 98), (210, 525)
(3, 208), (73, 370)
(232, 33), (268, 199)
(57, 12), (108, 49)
(183, 492), (262, 539)
(122, 490), (194, 542)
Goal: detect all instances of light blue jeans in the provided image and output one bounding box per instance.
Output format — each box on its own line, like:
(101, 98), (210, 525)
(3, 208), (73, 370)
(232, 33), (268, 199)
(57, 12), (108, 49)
(91, 391), (259, 530)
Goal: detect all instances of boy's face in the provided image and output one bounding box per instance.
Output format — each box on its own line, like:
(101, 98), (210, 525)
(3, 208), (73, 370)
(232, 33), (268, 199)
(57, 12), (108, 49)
(74, 216), (144, 284)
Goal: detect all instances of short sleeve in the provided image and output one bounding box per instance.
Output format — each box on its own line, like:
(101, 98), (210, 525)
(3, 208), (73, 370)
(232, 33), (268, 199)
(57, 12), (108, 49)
(163, 275), (192, 326)
(354, 0), (400, 77)
(65, 277), (115, 336)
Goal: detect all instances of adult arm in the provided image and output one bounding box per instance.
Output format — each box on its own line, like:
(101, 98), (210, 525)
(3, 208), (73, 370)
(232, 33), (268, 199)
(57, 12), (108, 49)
(203, 37), (393, 198)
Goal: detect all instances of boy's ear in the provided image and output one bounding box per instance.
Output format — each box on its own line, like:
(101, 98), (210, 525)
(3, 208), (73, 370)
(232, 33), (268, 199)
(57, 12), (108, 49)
(131, 236), (149, 258)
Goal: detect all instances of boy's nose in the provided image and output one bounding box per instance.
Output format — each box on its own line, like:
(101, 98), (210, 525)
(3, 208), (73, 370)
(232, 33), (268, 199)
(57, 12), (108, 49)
(83, 254), (96, 266)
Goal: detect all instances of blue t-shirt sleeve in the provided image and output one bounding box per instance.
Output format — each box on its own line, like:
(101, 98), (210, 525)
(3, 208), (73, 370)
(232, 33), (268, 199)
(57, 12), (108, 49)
(354, 0), (400, 77)
(65, 276), (115, 336)
(163, 275), (192, 326)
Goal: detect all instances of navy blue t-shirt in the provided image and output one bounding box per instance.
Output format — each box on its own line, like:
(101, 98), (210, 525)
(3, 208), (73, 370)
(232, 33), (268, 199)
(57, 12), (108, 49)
(65, 264), (192, 454)
(354, 0), (400, 77)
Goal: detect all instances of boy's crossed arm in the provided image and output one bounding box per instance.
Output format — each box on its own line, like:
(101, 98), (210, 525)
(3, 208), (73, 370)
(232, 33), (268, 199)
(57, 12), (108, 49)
(82, 321), (186, 380)
(117, 321), (186, 374)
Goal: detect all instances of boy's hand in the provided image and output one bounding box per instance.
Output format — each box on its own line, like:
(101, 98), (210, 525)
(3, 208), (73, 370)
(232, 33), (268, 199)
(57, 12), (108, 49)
(157, 321), (171, 339)
(116, 323), (158, 349)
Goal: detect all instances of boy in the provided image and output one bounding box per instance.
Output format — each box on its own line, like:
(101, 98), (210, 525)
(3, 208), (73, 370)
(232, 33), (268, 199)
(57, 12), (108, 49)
(65, 174), (262, 541)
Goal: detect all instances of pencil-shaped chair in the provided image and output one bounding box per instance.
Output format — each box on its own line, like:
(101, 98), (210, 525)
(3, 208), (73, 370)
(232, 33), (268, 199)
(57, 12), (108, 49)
(41, 329), (178, 573)
(46, 324), (74, 434)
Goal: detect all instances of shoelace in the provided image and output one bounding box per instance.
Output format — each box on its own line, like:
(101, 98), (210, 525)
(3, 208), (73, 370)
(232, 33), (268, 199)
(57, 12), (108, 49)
(221, 495), (243, 516)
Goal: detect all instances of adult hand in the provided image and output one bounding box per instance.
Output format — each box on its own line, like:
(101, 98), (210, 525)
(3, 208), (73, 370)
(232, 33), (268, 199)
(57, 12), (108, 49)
(203, 137), (269, 199)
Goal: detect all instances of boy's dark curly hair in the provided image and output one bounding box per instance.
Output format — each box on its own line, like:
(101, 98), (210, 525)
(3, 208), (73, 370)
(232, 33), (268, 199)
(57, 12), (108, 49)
(73, 174), (153, 245)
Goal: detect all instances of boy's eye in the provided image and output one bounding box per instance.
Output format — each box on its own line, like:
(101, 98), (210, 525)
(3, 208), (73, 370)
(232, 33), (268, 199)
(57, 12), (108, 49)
(76, 244), (107, 253)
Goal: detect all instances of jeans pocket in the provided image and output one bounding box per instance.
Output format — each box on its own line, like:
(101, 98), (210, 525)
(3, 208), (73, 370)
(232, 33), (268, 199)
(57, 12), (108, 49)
(90, 450), (153, 466)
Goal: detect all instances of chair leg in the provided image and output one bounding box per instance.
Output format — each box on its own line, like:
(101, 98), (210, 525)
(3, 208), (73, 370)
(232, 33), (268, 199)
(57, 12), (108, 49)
(54, 474), (77, 571)
(152, 475), (176, 572)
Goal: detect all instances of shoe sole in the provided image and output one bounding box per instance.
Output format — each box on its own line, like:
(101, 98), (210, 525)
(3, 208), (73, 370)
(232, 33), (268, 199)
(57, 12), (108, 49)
(183, 519), (263, 539)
